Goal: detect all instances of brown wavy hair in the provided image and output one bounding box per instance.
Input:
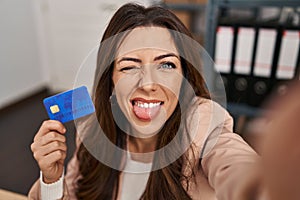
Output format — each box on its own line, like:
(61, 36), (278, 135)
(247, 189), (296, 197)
(75, 3), (210, 199)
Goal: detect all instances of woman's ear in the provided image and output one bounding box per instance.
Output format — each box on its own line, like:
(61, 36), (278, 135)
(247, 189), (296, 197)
(109, 92), (117, 106)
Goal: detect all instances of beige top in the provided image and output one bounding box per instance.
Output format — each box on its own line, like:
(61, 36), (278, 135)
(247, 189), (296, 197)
(28, 98), (263, 200)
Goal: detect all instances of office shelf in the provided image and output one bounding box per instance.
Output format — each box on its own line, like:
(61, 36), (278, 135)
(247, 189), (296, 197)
(205, 0), (300, 118)
(205, 0), (300, 59)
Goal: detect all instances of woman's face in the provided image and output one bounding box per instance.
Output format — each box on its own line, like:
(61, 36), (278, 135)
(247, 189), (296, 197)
(112, 26), (183, 137)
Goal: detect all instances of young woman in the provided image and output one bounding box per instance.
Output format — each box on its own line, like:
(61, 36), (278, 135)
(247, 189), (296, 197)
(29, 3), (262, 200)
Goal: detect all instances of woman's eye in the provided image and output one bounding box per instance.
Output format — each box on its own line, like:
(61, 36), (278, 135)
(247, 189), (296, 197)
(120, 66), (140, 73)
(159, 62), (176, 70)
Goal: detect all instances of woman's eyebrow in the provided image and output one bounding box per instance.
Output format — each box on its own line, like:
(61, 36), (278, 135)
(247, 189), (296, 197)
(154, 53), (179, 61)
(117, 57), (142, 64)
(116, 53), (179, 64)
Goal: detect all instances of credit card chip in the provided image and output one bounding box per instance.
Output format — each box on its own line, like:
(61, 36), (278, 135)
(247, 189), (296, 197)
(50, 105), (60, 114)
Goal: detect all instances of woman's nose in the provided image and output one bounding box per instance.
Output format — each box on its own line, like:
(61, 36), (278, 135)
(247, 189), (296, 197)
(138, 69), (158, 92)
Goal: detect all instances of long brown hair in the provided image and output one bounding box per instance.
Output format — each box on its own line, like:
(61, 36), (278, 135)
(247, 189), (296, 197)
(76, 3), (210, 199)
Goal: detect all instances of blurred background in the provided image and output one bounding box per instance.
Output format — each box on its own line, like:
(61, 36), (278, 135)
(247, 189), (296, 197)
(0, 0), (299, 197)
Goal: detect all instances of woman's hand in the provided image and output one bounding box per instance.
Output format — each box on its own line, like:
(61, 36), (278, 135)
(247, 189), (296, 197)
(30, 120), (67, 184)
(261, 82), (300, 200)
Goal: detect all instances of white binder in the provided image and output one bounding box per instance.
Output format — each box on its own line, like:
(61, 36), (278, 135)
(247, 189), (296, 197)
(276, 30), (300, 79)
(234, 27), (255, 75)
(254, 28), (277, 77)
(215, 26), (234, 73)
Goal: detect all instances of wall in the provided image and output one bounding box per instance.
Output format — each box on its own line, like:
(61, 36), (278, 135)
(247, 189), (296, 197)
(0, 0), (159, 109)
(0, 0), (47, 109)
(42, 0), (158, 92)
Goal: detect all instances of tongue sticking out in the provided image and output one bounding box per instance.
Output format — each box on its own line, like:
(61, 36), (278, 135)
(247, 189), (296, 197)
(133, 104), (161, 121)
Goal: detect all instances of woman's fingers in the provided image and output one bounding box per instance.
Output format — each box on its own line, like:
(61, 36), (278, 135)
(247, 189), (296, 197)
(34, 120), (66, 142)
(32, 140), (67, 161)
(39, 131), (66, 146)
(31, 131), (66, 152)
(30, 120), (68, 183)
(39, 150), (67, 169)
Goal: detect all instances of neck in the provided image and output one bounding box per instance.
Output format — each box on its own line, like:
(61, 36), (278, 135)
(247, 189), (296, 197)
(128, 134), (158, 153)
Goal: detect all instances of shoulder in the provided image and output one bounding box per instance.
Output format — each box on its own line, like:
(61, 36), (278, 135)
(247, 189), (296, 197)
(189, 97), (228, 113)
(186, 97), (232, 128)
(184, 97), (234, 149)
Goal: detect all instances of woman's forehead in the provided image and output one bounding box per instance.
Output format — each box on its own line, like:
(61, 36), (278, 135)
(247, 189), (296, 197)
(116, 26), (178, 57)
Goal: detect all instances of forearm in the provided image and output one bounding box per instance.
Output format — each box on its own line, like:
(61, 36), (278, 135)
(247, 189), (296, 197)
(202, 133), (267, 200)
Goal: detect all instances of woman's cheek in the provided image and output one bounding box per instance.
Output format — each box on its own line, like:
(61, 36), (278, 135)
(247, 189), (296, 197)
(155, 72), (183, 98)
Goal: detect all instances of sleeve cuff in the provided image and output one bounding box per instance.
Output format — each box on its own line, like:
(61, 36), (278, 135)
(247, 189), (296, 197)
(40, 171), (64, 200)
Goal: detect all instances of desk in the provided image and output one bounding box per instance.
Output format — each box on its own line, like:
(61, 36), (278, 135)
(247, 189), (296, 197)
(0, 189), (27, 200)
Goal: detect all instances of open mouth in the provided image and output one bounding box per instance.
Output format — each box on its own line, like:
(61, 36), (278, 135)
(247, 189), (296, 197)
(131, 98), (164, 121)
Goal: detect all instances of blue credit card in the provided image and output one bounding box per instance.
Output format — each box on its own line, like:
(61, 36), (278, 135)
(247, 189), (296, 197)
(43, 86), (95, 123)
